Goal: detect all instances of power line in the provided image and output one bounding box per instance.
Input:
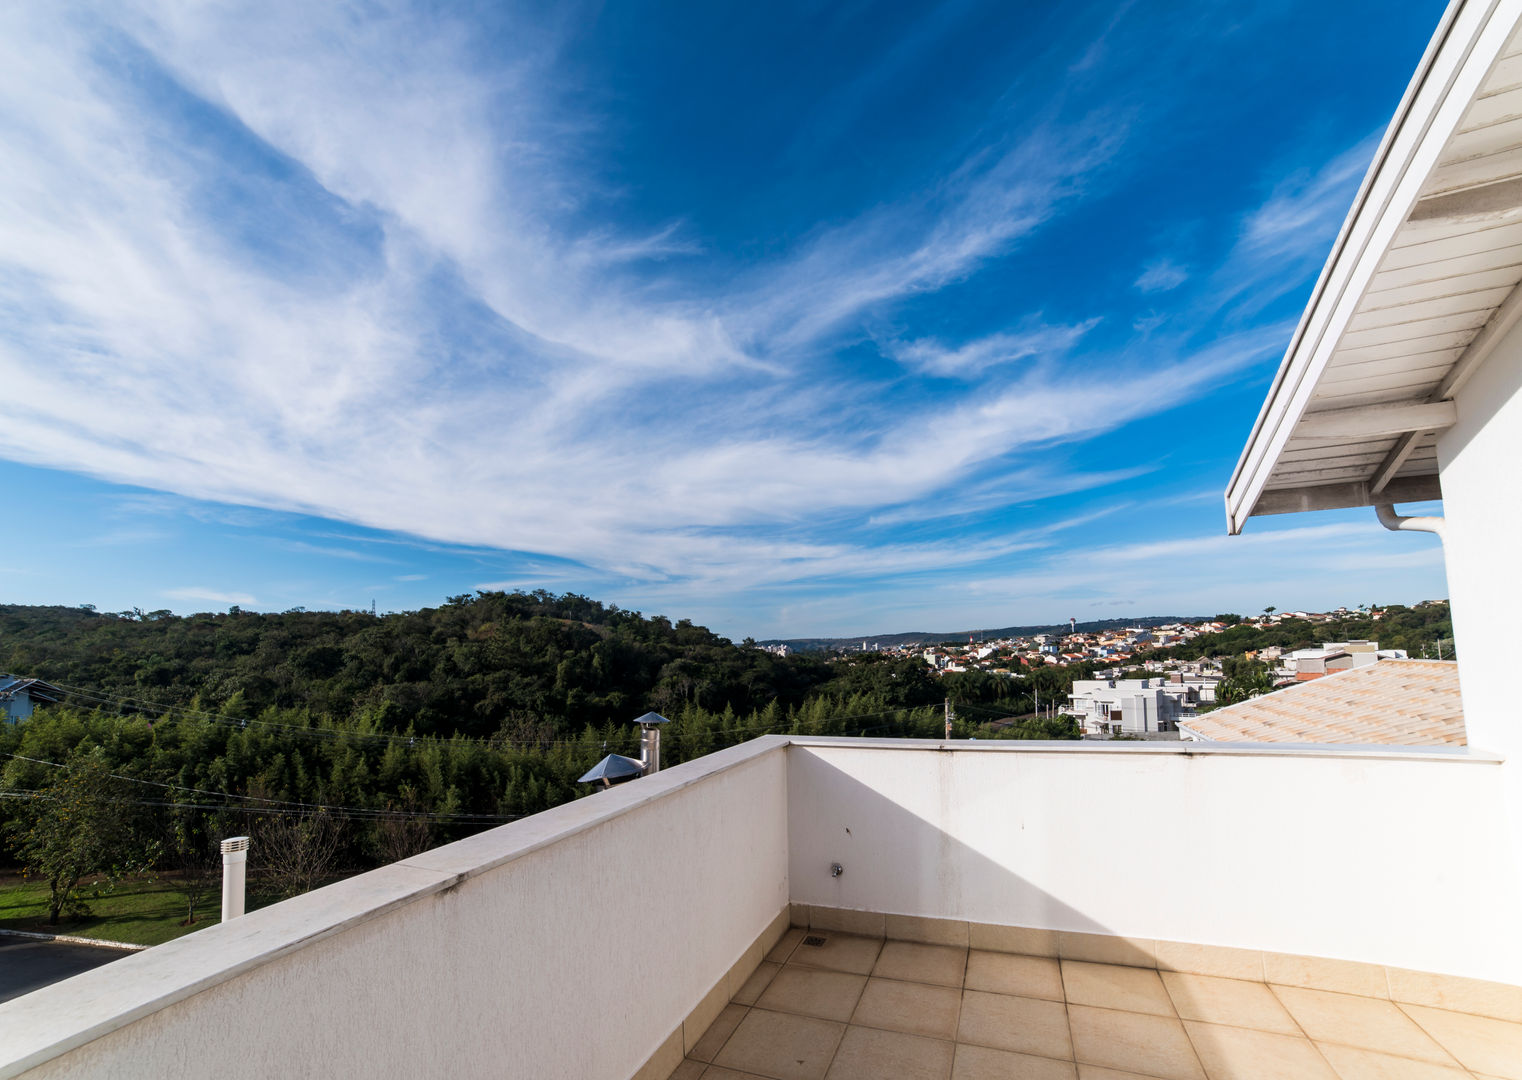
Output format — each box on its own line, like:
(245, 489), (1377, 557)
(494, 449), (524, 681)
(0, 790), (516, 824)
(1, 753), (517, 823)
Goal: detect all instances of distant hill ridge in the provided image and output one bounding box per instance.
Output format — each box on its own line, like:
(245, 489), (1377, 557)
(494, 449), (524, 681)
(759, 616), (1204, 653)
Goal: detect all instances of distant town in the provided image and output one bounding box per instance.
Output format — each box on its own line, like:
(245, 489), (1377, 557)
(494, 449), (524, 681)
(762, 601), (1452, 739)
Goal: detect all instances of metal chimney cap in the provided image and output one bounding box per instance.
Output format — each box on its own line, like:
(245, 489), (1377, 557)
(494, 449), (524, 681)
(632, 711), (671, 727)
(220, 836), (250, 853)
(577, 753), (646, 784)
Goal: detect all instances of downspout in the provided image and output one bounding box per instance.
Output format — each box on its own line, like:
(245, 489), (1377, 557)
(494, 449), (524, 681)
(1375, 502), (1445, 543)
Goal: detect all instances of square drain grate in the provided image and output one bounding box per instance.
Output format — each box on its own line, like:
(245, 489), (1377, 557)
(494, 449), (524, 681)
(801, 935), (827, 947)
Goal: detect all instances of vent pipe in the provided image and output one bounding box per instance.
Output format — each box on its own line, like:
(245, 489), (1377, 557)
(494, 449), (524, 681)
(634, 711), (670, 774)
(221, 836), (250, 922)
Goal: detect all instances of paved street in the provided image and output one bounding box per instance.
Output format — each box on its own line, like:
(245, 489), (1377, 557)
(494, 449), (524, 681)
(0, 935), (131, 1004)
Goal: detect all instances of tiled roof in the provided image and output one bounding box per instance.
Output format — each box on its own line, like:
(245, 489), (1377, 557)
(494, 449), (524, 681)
(1179, 659), (1464, 746)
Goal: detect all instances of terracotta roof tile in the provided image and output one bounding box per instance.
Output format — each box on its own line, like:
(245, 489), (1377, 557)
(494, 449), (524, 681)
(1178, 659), (1464, 746)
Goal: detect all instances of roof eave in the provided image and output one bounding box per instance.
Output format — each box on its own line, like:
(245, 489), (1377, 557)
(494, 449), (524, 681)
(1225, 0), (1513, 533)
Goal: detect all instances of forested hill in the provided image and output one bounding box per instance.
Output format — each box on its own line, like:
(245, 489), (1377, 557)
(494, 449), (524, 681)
(0, 593), (837, 738)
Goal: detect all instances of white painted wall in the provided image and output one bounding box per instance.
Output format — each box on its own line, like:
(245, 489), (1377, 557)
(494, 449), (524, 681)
(1438, 326), (1522, 883)
(0, 739), (790, 1080)
(788, 740), (1522, 984)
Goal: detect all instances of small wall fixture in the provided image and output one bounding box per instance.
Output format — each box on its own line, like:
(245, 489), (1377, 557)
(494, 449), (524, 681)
(830, 863), (844, 878)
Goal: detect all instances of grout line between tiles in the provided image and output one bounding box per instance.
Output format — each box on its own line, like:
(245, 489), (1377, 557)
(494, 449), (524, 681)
(1392, 999), (1478, 1074)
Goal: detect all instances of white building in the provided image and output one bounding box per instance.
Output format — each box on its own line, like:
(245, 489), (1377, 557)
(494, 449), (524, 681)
(5, 4), (1522, 1078)
(1066, 678), (1182, 735)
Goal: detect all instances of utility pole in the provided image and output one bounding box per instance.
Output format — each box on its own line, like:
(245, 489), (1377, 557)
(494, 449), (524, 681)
(944, 698), (954, 740)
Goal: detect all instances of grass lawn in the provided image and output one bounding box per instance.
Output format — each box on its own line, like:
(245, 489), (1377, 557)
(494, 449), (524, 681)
(0, 872), (230, 947)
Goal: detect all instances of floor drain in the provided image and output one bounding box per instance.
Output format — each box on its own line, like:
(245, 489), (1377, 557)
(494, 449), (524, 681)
(801, 935), (827, 947)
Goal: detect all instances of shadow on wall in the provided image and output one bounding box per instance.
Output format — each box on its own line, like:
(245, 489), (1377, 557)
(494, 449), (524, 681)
(786, 748), (1120, 940)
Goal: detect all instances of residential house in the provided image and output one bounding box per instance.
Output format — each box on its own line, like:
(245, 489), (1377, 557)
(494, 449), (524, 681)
(1066, 678), (1182, 736)
(0, 675), (63, 723)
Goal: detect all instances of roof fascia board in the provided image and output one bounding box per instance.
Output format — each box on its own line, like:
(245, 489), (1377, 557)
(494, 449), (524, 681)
(1225, 0), (1515, 534)
(1249, 474), (1443, 518)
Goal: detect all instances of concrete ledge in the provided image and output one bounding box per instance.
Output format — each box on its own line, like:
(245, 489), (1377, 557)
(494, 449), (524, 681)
(785, 734), (1504, 764)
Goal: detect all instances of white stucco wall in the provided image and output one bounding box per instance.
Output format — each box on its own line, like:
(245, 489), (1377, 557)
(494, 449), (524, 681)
(787, 739), (1522, 984)
(0, 738), (790, 1080)
(1438, 326), (1522, 881)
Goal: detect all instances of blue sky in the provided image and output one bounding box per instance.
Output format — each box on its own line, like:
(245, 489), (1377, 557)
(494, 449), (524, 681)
(0, 0), (1452, 639)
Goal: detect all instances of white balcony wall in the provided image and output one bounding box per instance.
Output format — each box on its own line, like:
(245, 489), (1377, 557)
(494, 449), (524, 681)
(1438, 325), (1522, 878)
(0, 739), (790, 1080)
(788, 739), (1522, 985)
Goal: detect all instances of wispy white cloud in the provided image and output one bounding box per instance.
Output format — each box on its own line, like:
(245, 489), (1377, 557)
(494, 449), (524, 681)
(889, 319), (1101, 378)
(0, 1), (1417, 632)
(1134, 259), (1188, 293)
(164, 586), (256, 606)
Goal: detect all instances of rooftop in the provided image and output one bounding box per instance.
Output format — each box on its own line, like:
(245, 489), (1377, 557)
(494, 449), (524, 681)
(2, 736), (1518, 1079)
(1180, 660), (1465, 746)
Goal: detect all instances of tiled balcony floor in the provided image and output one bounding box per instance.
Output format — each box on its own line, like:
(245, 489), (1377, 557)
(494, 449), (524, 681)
(667, 929), (1522, 1080)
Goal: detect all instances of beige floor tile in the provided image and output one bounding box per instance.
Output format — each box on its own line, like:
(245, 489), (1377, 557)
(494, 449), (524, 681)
(1315, 1042), (1471, 1079)
(953, 1043), (1078, 1079)
(874, 941), (969, 988)
(1182, 1021), (1336, 1080)
(790, 933), (885, 976)
(969, 924), (1060, 958)
(1160, 972), (1299, 1034)
(1273, 986), (1456, 1065)
(810, 906), (887, 938)
(667, 1061), (707, 1080)
(1152, 942), (1263, 983)
(887, 913), (972, 948)
(809, 906), (888, 943)
(1400, 1003), (1522, 1079)
(691, 1005), (750, 1063)
(734, 962), (783, 1006)
(1263, 954), (1389, 998)
(1386, 969), (1522, 1024)
(852, 977), (963, 1040)
(714, 1008), (846, 1080)
(758, 967), (868, 1023)
(769, 928), (807, 964)
(1059, 932), (1156, 968)
(1062, 962), (1176, 1017)
(700, 1068), (775, 1080)
(966, 952), (1065, 1002)
(957, 990), (1073, 1060)
(1076, 1068), (1168, 1080)
(1068, 1004), (1204, 1080)
(825, 1025), (955, 1080)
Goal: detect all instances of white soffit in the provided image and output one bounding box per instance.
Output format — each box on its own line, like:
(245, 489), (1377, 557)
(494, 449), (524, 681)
(1226, 0), (1522, 533)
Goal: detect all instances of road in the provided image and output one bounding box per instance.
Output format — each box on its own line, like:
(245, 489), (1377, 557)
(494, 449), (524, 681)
(0, 934), (132, 1004)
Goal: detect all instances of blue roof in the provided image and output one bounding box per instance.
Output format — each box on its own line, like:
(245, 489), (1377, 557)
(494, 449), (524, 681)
(577, 754), (646, 784)
(632, 711), (671, 726)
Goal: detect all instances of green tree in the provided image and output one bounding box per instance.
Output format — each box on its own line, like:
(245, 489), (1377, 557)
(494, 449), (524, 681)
(5, 747), (157, 924)
(1217, 659), (1274, 706)
(163, 805), (223, 925)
